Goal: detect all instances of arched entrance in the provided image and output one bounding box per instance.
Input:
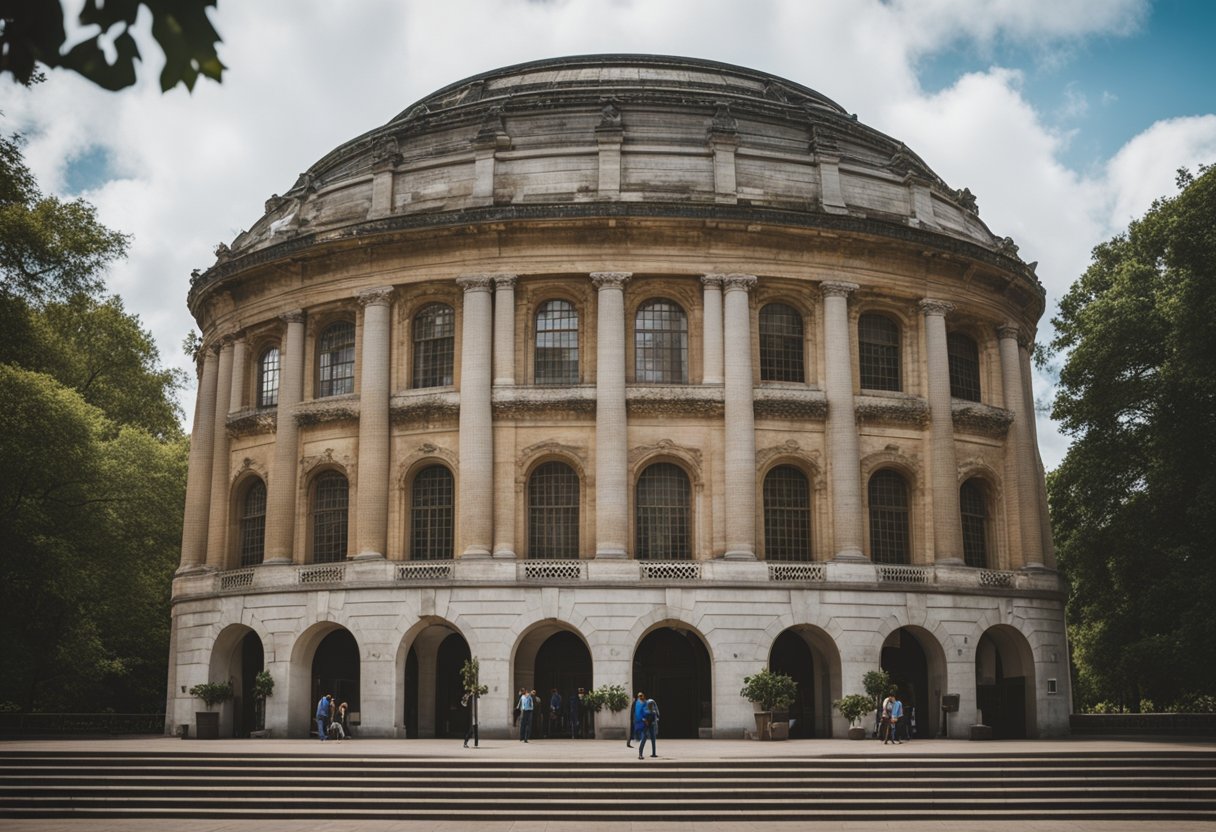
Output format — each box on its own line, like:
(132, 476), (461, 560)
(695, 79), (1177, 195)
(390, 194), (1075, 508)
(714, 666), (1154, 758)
(311, 629), (360, 737)
(513, 622), (593, 738)
(768, 626), (841, 738)
(976, 624), (1037, 738)
(208, 624), (265, 738)
(632, 626), (711, 738)
(880, 626), (946, 738)
(400, 621), (471, 739)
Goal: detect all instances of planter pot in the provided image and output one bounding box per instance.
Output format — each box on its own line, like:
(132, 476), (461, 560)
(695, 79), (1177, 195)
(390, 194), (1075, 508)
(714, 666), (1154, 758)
(753, 711), (773, 741)
(597, 724), (626, 740)
(770, 721), (789, 741)
(195, 711), (219, 740)
(847, 726), (867, 740)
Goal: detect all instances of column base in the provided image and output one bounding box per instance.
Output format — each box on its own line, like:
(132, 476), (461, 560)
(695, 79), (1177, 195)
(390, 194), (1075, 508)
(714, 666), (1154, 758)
(352, 550), (385, 561)
(723, 548), (756, 561)
(262, 556), (293, 566)
(491, 547), (517, 560)
(934, 556), (965, 566)
(174, 563), (214, 577)
(461, 546), (493, 560)
(831, 548), (867, 562)
(1020, 562), (1052, 573)
(595, 547), (627, 559)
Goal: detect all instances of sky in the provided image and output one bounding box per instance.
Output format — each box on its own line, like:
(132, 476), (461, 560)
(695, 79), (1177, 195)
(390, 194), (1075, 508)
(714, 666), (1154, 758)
(2, 0), (1214, 469)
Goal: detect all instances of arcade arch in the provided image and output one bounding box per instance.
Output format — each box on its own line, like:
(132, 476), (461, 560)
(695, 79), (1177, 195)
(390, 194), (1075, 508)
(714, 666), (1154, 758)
(632, 624), (712, 738)
(767, 625), (842, 738)
(208, 623), (264, 738)
(880, 625), (947, 738)
(976, 624), (1037, 738)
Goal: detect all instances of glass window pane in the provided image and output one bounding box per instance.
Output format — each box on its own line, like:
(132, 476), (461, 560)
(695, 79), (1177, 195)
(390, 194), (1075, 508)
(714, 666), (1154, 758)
(413, 304), (455, 389)
(317, 322), (355, 398)
(257, 347), (279, 408)
(947, 331), (982, 402)
(763, 465), (811, 561)
(868, 469), (909, 564)
(759, 303), (805, 383)
(411, 466), (454, 560)
(312, 472), (348, 563)
(635, 300), (688, 384)
(859, 314), (901, 391)
(960, 479), (989, 568)
(535, 300), (579, 385)
(527, 461), (580, 558)
(239, 479), (267, 566)
(635, 462), (691, 559)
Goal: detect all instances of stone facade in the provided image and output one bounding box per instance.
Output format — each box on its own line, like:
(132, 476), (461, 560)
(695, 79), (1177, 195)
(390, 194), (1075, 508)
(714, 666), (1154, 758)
(169, 56), (1067, 742)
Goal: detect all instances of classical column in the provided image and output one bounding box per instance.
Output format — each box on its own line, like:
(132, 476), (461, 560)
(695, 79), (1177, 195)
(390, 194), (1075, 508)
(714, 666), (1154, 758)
(822, 281), (865, 560)
(920, 300), (964, 564)
(1019, 338), (1056, 568)
(457, 275), (494, 558)
(701, 275), (724, 385)
(591, 271), (631, 558)
(354, 287), (393, 560)
(264, 311), (305, 564)
(492, 274), (517, 386)
(722, 273), (758, 560)
(177, 346), (219, 574)
(204, 338), (235, 570)
(998, 323), (1044, 569)
(228, 334), (247, 414)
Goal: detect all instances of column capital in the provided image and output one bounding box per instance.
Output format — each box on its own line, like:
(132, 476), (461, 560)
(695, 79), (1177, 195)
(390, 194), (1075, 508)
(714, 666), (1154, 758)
(918, 298), (955, 317)
(820, 280), (859, 299)
(590, 271), (631, 290)
(357, 286), (395, 308)
(491, 273), (518, 289)
(996, 321), (1025, 342)
(700, 273), (725, 288)
(207, 340), (224, 355)
(456, 275), (495, 293)
(280, 309), (306, 325)
(721, 273), (757, 293)
(219, 332), (240, 347)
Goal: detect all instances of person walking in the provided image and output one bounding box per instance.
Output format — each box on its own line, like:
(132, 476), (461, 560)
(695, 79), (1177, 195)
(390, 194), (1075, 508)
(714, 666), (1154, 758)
(627, 691), (646, 749)
(568, 687), (583, 739)
(638, 696), (659, 758)
(548, 688), (563, 738)
(880, 693), (896, 744)
(315, 693), (332, 742)
(518, 687), (534, 742)
(889, 693), (904, 744)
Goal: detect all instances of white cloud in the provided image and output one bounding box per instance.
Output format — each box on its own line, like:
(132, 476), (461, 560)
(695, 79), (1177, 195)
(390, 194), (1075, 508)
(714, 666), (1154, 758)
(0, 0), (1209, 471)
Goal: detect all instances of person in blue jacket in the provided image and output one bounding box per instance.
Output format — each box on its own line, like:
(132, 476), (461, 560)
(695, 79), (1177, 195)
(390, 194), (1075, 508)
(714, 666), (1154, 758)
(628, 691), (646, 749)
(315, 694), (332, 742)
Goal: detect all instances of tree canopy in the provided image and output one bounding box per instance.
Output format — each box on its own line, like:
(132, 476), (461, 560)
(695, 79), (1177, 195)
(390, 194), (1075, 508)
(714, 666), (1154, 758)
(0, 0), (224, 92)
(1048, 165), (1216, 713)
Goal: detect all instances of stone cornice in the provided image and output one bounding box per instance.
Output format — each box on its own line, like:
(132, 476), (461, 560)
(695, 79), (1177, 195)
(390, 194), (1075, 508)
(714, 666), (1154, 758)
(854, 393), (930, 427)
(951, 400), (1014, 437)
(226, 407), (277, 438)
(626, 385), (724, 418)
(390, 389), (461, 424)
(491, 385), (596, 417)
(293, 395), (360, 427)
(753, 386), (828, 421)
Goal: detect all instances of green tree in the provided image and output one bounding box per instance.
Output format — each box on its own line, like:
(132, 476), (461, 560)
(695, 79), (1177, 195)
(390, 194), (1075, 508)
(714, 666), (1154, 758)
(0, 0), (224, 92)
(1048, 165), (1216, 713)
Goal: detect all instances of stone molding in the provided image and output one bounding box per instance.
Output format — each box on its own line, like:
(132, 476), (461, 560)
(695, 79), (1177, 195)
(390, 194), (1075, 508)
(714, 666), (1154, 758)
(456, 275), (494, 293)
(854, 393), (929, 427)
(398, 443), (458, 481)
(951, 400), (1014, 437)
(390, 389), (460, 424)
(300, 446), (355, 478)
(516, 440), (589, 482)
(918, 298), (954, 317)
(293, 395), (360, 426)
(625, 385), (724, 417)
(752, 386), (827, 420)
(357, 286), (395, 307)
(226, 407), (277, 438)
(280, 309), (306, 325)
(590, 271), (631, 289)
(820, 280), (859, 299)
(491, 385), (596, 417)
(628, 437), (703, 471)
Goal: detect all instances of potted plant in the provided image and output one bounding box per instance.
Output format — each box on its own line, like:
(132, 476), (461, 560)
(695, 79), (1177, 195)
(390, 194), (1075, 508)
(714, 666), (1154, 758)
(251, 670), (274, 737)
(460, 657), (489, 747)
(189, 681), (233, 740)
(834, 694), (873, 740)
(585, 684), (630, 739)
(862, 670), (893, 737)
(740, 669), (798, 740)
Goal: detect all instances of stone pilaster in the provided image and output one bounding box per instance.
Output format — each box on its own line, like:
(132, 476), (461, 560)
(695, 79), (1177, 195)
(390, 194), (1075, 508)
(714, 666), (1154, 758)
(722, 274), (758, 560)
(491, 274), (518, 558)
(700, 275), (724, 385)
(457, 275), (494, 558)
(204, 339), (235, 570)
(354, 287), (393, 560)
(822, 281), (865, 560)
(177, 346), (219, 574)
(998, 323), (1044, 569)
(920, 299), (963, 564)
(591, 271), (631, 558)
(228, 334), (247, 414)
(264, 310), (305, 564)
(492, 274), (517, 386)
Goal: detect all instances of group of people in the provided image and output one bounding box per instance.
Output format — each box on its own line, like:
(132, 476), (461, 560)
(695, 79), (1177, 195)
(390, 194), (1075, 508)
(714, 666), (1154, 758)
(627, 691), (660, 759)
(513, 687), (593, 741)
(314, 693), (352, 741)
(879, 693), (912, 744)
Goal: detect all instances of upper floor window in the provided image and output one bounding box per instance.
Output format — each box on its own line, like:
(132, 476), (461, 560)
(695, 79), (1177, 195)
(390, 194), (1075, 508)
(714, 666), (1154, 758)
(413, 303), (455, 389)
(947, 331), (982, 402)
(311, 471), (349, 563)
(317, 321), (355, 398)
(635, 462), (691, 560)
(858, 313), (901, 391)
(535, 300), (579, 385)
(411, 465), (454, 560)
(868, 469), (910, 564)
(763, 465), (811, 561)
(239, 478), (267, 567)
(527, 461), (580, 558)
(960, 478), (990, 568)
(759, 303), (804, 383)
(257, 346), (279, 408)
(635, 299), (687, 384)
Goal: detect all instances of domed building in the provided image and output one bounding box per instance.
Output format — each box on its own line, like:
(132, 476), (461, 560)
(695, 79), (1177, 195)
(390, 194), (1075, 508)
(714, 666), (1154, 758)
(169, 55), (1068, 741)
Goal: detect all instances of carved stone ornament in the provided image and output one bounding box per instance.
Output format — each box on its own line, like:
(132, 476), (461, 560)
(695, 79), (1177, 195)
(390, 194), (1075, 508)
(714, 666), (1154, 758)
(390, 390), (460, 425)
(854, 394), (930, 427)
(476, 105), (508, 141)
(456, 274), (494, 293)
(954, 187), (979, 214)
(720, 273), (758, 293)
(357, 286), (395, 307)
(280, 309), (306, 325)
(491, 274), (518, 289)
(492, 386), (596, 418)
(214, 242), (232, 262)
(598, 99), (622, 129)
(518, 439), (588, 471)
(951, 402), (1014, 438)
(301, 447), (353, 477)
(996, 236), (1020, 257)
(629, 438), (703, 469)
(700, 274), (725, 288)
(293, 395), (360, 427)
(809, 123), (839, 155)
(590, 272), (631, 289)
(711, 101), (737, 134)
(399, 443), (458, 478)
(819, 280), (859, 299)
(230, 456), (269, 484)
(226, 407), (277, 438)
(756, 439), (822, 469)
(290, 171), (316, 194)
(626, 385), (724, 418)
(918, 298), (954, 317)
(996, 322), (1023, 341)
(373, 136), (401, 164)
(763, 81), (790, 103)
(753, 387), (828, 421)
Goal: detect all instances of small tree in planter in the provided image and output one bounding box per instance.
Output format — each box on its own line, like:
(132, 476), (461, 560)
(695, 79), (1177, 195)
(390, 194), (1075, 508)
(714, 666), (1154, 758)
(740, 669), (798, 740)
(252, 671), (274, 735)
(862, 670), (894, 737)
(460, 657), (489, 747)
(585, 684), (631, 740)
(189, 682), (233, 740)
(834, 694), (873, 740)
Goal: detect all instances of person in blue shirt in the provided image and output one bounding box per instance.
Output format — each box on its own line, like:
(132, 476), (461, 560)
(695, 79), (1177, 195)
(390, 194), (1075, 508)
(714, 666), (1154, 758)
(638, 697), (660, 758)
(628, 691), (646, 749)
(548, 688), (563, 738)
(888, 694), (904, 744)
(518, 688), (534, 742)
(315, 694), (332, 742)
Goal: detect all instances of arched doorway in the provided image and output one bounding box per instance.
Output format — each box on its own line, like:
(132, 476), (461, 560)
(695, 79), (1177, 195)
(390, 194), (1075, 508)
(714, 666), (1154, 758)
(400, 621), (471, 739)
(311, 629), (359, 737)
(880, 626), (946, 738)
(976, 624), (1037, 738)
(632, 626), (711, 738)
(208, 624), (263, 738)
(768, 626), (841, 738)
(513, 623), (593, 738)
(435, 633), (470, 739)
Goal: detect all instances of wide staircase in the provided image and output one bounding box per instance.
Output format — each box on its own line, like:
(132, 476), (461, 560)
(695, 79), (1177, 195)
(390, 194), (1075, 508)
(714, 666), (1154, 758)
(1, 748), (1213, 822)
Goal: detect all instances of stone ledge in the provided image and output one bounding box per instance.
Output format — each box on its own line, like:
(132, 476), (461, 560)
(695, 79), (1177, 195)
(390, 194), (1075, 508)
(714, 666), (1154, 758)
(753, 387), (827, 421)
(491, 385), (596, 417)
(390, 389), (460, 424)
(855, 393), (929, 427)
(226, 407), (277, 437)
(626, 385), (724, 417)
(951, 400), (1014, 437)
(293, 395), (360, 426)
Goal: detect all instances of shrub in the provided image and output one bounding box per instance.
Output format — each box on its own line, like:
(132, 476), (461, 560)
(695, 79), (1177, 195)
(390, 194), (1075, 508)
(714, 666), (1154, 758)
(189, 682), (233, 709)
(834, 694), (873, 726)
(740, 669), (798, 712)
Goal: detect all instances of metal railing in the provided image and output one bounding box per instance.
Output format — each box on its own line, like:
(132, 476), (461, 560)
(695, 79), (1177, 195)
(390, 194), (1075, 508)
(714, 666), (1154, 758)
(0, 713), (165, 736)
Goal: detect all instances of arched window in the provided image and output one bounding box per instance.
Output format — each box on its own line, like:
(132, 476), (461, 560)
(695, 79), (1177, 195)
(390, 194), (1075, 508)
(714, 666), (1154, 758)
(317, 321), (355, 398)
(411, 465), (454, 560)
(635, 299), (688, 384)
(960, 478), (990, 568)
(257, 346), (279, 408)
(868, 469), (910, 564)
(763, 465), (811, 561)
(527, 461), (579, 558)
(858, 313), (901, 391)
(635, 462), (691, 560)
(759, 303), (804, 382)
(238, 478), (267, 566)
(412, 304), (455, 388)
(534, 300), (579, 384)
(311, 471), (348, 563)
(947, 331), (982, 402)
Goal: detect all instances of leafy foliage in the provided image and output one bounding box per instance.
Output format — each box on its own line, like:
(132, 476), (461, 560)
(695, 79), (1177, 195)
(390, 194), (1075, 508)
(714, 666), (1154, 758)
(862, 670), (894, 704)
(740, 668), (798, 712)
(585, 684), (631, 714)
(253, 671), (274, 700)
(1048, 165), (1216, 712)
(0, 0), (224, 92)
(834, 694), (873, 726)
(189, 681), (232, 709)
(460, 658), (488, 697)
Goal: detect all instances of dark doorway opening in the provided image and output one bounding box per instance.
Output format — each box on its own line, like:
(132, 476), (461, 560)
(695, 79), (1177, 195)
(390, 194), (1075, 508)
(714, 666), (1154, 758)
(976, 627), (1032, 739)
(236, 631), (263, 737)
(310, 629), (359, 737)
(632, 627), (712, 738)
(532, 630), (593, 738)
(435, 633), (470, 739)
(769, 630), (815, 738)
(881, 627), (929, 738)
(404, 646), (419, 739)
